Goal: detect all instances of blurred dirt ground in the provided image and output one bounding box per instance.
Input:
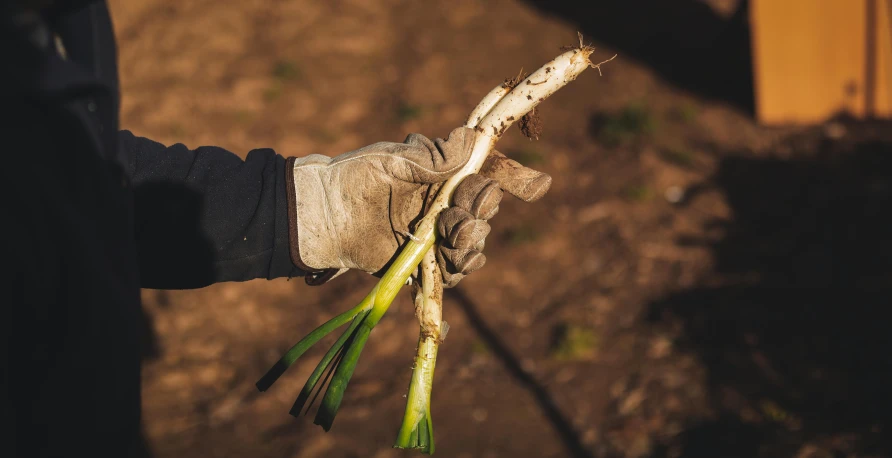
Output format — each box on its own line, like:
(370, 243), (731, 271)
(110, 1), (892, 457)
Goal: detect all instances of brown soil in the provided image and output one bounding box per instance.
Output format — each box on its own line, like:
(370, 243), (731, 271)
(520, 107), (543, 140)
(502, 68), (529, 89)
(112, 1), (892, 457)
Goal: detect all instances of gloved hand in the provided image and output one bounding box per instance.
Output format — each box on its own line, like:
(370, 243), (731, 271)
(285, 127), (551, 287)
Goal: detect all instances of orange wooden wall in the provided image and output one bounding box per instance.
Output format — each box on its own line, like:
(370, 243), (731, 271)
(750, 0), (892, 124)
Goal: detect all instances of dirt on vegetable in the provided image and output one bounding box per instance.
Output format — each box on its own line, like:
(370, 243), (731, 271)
(503, 68), (530, 89)
(520, 107), (543, 140)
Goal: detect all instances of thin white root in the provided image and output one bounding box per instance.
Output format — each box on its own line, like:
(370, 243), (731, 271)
(590, 54), (617, 76)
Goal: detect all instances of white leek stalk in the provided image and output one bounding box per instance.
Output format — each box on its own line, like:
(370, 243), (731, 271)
(395, 44), (601, 452)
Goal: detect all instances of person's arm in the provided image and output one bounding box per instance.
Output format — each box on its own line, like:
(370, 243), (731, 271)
(119, 130), (301, 289)
(123, 127), (551, 291)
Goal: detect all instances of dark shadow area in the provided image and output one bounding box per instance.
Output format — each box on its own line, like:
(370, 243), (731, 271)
(648, 122), (892, 456)
(449, 287), (595, 458)
(652, 414), (767, 458)
(133, 181), (221, 364)
(133, 182), (218, 289)
(139, 305), (162, 362)
(522, 0), (755, 114)
(131, 182), (220, 458)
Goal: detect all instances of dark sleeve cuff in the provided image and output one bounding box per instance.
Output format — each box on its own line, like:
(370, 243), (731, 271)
(269, 156), (307, 280)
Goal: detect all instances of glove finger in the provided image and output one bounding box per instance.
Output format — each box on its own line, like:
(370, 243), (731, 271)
(383, 126), (476, 184)
(442, 273), (463, 288)
(438, 207), (491, 250)
(438, 206), (471, 240)
(438, 245), (487, 275)
(453, 174), (503, 220)
(479, 149), (552, 202)
(451, 219), (490, 251)
(435, 248), (465, 288)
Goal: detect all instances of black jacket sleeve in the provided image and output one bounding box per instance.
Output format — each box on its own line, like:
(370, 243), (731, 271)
(118, 130), (302, 289)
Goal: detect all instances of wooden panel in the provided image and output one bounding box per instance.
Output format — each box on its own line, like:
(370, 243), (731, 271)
(750, 0), (892, 124)
(873, 0), (892, 116)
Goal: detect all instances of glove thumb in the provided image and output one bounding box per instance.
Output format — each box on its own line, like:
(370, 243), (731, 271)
(381, 126), (476, 184)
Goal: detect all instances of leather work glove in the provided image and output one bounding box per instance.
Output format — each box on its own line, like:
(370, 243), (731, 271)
(285, 127), (551, 287)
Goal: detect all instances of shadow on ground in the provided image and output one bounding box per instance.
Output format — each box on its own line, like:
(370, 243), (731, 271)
(449, 287), (595, 458)
(522, 0), (754, 114)
(648, 121), (892, 457)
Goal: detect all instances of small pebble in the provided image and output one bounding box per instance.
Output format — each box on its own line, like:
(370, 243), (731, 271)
(665, 186), (685, 204)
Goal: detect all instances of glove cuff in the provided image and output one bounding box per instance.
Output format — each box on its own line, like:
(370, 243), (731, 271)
(285, 156), (342, 285)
